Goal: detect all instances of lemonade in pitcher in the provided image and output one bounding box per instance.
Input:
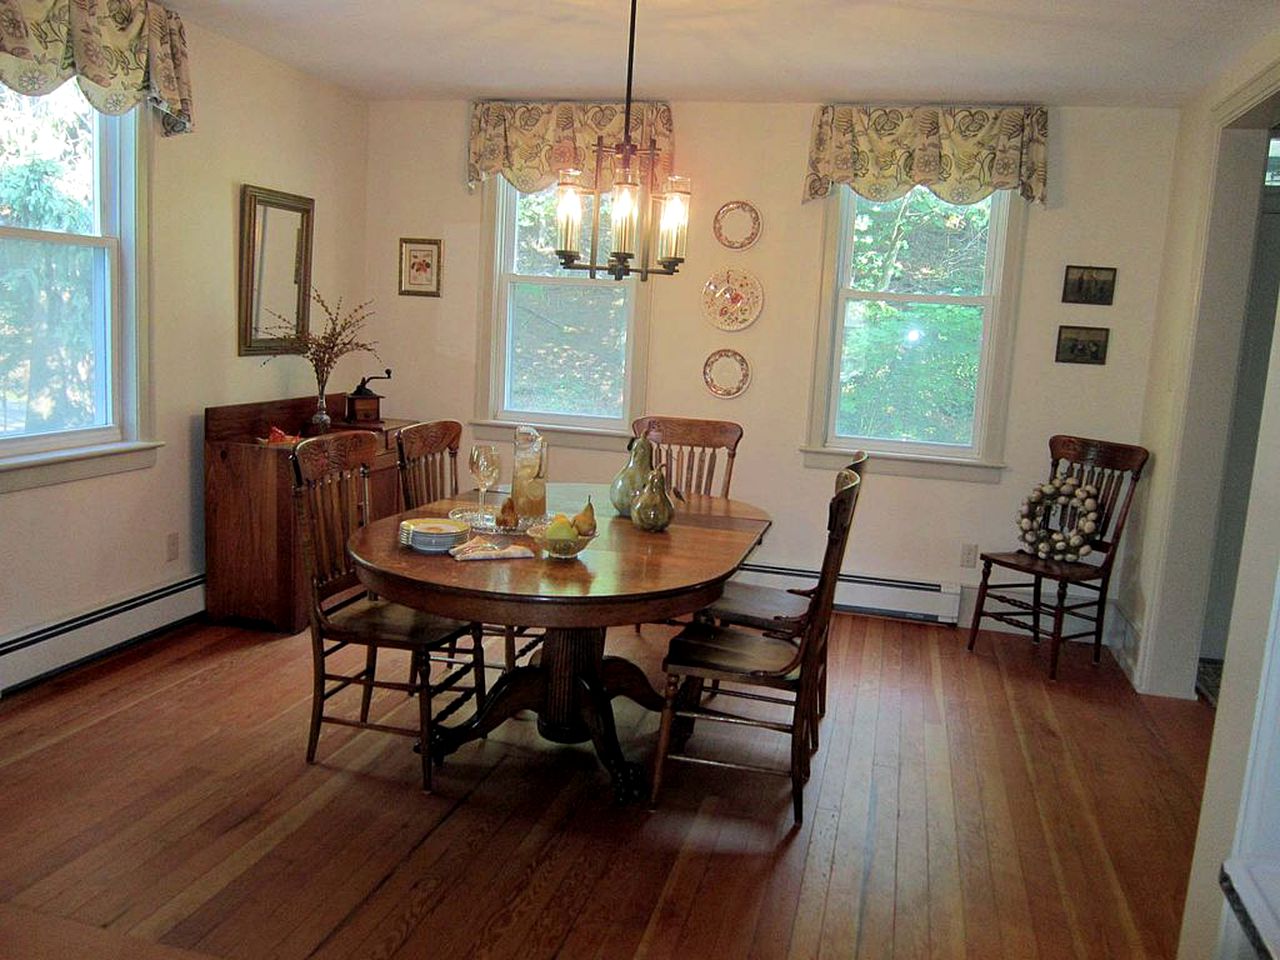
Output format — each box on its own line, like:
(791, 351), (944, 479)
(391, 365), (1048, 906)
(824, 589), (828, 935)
(512, 425), (548, 519)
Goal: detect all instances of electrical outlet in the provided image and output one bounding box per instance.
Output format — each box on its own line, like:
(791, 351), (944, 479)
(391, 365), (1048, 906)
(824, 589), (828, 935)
(166, 531), (180, 562)
(960, 542), (979, 568)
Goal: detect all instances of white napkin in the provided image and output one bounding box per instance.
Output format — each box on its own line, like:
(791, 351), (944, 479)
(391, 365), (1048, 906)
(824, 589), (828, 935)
(449, 536), (535, 562)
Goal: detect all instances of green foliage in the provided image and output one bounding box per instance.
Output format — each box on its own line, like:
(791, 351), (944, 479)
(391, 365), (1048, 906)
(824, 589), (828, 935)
(835, 188), (992, 445)
(850, 189), (990, 295)
(836, 301), (982, 445)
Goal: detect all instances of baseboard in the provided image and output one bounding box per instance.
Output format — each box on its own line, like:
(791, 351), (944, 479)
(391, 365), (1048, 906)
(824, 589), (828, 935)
(736, 563), (962, 624)
(0, 576), (206, 695)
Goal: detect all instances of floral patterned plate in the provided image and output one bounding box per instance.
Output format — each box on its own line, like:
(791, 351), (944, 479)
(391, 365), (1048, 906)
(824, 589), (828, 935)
(701, 268), (763, 331)
(713, 200), (762, 250)
(703, 349), (751, 399)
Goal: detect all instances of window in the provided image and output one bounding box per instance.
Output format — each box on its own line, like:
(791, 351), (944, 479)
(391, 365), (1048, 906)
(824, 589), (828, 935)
(808, 185), (1019, 473)
(481, 178), (647, 435)
(0, 82), (148, 480)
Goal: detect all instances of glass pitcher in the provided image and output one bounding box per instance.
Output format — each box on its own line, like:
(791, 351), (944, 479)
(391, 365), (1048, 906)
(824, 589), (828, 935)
(512, 425), (548, 519)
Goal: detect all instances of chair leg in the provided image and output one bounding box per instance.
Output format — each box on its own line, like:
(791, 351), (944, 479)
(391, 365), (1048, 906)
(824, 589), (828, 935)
(417, 652), (433, 792)
(1049, 580), (1069, 680)
(1031, 575), (1043, 644)
(359, 646), (378, 722)
(306, 639), (325, 764)
(967, 559), (992, 651)
(406, 654), (417, 697)
(790, 710), (807, 824)
(1093, 575), (1110, 666)
(650, 673), (680, 809)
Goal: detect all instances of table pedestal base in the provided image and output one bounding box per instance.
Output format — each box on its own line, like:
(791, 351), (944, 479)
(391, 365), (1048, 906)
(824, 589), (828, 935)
(431, 626), (664, 802)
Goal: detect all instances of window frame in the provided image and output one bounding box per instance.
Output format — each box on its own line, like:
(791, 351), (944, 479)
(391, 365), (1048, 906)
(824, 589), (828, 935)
(0, 100), (158, 493)
(475, 177), (651, 442)
(804, 185), (1025, 483)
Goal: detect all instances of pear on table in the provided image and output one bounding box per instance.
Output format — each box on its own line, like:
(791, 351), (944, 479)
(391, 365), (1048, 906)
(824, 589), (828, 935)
(572, 497), (596, 536)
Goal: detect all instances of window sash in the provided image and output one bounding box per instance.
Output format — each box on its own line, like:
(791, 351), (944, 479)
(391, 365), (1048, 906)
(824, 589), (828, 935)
(0, 106), (132, 461)
(822, 188), (1011, 460)
(490, 181), (638, 430)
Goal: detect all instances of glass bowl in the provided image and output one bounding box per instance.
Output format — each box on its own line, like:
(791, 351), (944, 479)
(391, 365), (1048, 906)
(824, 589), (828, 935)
(526, 523), (596, 560)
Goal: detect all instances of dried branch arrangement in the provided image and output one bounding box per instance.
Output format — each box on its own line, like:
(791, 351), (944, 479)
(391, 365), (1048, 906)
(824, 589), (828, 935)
(263, 288), (380, 391)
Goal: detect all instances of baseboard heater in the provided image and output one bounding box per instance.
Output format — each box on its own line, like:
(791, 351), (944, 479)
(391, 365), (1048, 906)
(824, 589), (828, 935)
(0, 575), (206, 695)
(735, 563), (961, 625)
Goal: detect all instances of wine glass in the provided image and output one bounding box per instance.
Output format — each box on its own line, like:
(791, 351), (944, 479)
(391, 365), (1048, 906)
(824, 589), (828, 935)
(469, 444), (501, 517)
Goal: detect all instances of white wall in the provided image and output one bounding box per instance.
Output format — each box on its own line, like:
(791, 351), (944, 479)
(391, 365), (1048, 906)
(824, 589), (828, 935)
(364, 100), (1178, 641)
(0, 23), (369, 658)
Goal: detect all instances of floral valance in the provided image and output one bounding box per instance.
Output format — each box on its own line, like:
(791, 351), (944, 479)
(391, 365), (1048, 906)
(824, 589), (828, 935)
(468, 100), (674, 194)
(805, 104), (1047, 205)
(0, 0), (194, 135)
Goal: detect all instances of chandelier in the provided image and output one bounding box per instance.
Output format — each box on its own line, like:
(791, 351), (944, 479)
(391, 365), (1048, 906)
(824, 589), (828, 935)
(553, 0), (691, 281)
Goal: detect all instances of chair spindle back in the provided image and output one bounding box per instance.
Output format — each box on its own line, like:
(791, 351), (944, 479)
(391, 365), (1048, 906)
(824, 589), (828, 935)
(292, 432), (379, 611)
(632, 415), (744, 498)
(1046, 435), (1149, 561)
(753, 465), (863, 680)
(397, 419), (461, 509)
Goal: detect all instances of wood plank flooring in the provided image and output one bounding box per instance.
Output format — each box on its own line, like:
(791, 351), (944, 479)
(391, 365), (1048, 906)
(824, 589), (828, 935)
(0, 615), (1212, 960)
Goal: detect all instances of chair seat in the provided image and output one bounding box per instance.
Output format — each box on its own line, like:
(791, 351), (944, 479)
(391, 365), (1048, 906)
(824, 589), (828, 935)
(701, 580), (809, 633)
(324, 597), (471, 650)
(665, 622), (801, 686)
(981, 550), (1104, 583)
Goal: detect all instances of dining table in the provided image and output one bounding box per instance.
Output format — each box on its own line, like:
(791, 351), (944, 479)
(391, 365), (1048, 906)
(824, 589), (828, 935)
(347, 481), (771, 801)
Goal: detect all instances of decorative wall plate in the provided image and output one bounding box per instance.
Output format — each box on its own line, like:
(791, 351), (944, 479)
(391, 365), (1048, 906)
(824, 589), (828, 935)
(703, 349), (752, 399)
(713, 200), (762, 250)
(701, 268), (764, 331)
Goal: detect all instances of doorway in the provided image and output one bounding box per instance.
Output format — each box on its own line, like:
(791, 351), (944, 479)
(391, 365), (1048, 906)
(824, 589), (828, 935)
(1198, 150), (1280, 705)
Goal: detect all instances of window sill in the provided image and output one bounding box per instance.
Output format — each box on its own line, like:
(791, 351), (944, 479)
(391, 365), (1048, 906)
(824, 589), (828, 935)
(470, 419), (633, 453)
(800, 446), (1005, 483)
(0, 440), (162, 493)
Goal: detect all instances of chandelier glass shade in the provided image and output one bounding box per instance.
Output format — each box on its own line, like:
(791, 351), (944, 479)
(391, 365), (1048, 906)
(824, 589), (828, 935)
(553, 0), (690, 281)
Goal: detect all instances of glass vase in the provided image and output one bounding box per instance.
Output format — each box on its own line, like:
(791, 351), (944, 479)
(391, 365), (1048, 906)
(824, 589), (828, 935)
(311, 386), (331, 432)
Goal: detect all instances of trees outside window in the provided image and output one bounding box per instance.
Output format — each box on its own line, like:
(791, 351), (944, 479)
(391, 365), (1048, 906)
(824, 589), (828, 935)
(819, 185), (1014, 462)
(487, 180), (642, 430)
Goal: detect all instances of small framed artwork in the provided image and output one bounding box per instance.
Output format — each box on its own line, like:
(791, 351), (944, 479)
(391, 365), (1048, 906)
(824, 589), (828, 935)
(398, 238), (442, 297)
(1061, 264), (1117, 305)
(1056, 325), (1110, 365)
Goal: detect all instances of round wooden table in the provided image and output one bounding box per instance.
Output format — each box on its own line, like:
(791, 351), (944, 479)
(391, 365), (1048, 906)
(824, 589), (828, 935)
(348, 482), (771, 800)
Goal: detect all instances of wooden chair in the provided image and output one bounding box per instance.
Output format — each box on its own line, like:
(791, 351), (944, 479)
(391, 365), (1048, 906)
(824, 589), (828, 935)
(697, 452), (867, 740)
(397, 419), (461, 510)
(632, 415), (744, 498)
(966, 435), (1149, 679)
(397, 420), (540, 674)
(293, 431), (485, 791)
(650, 471), (862, 824)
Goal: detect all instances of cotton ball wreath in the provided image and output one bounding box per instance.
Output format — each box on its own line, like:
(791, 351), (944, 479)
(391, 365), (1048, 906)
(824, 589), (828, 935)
(1015, 475), (1100, 563)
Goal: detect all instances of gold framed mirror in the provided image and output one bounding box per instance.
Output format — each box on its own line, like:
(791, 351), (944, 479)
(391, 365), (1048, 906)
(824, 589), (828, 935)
(237, 184), (314, 355)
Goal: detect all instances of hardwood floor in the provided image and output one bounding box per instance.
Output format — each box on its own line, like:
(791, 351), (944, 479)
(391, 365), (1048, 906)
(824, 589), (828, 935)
(0, 615), (1212, 959)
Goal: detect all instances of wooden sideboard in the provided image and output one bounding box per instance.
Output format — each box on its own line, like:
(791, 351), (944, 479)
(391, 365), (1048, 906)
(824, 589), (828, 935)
(204, 395), (414, 632)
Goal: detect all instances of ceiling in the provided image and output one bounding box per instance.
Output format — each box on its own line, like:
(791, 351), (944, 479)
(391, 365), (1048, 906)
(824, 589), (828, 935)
(167, 0), (1280, 107)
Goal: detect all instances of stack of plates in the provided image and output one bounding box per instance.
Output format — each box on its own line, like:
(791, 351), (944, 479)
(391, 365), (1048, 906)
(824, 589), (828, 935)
(399, 518), (470, 555)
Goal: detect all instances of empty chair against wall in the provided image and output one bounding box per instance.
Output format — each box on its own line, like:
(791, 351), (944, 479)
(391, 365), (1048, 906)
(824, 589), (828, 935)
(966, 434), (1149, 679)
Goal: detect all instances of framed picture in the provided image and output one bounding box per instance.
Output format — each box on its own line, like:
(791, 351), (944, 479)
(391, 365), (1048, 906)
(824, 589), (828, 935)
(1061, 265), (1117, 305)
(1056, 325), (1110, 365)
(398, 238), (442, 297)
